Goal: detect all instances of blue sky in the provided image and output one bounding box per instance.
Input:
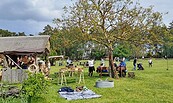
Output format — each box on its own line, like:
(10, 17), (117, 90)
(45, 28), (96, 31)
(0, 0), (172, 35)
(138, 0), (173, 26)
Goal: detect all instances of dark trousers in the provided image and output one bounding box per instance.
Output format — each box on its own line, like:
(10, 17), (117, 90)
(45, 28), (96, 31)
(88, 66), (95, 76)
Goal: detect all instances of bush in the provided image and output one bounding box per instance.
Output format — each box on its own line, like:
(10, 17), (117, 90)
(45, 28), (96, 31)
(21, 72), (49, 103)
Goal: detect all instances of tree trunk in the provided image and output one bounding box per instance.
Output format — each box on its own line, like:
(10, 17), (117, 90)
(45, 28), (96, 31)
(108, 48), (118, 79)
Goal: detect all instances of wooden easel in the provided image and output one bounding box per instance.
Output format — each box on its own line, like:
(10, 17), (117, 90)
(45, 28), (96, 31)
(76, 68), (85, 84)
(58, 69), (67, 85)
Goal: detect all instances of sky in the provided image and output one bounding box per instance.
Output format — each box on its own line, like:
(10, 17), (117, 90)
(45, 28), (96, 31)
(0, 0), (173, 35)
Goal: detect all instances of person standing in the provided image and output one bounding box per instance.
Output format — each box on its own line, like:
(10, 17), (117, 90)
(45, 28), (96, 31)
(132, 58), (137, 70)
(47, 60), (51, 70)
(148, 58), (152, 67)
(66, 57), (72, 66)
(122, 57), (126, 62)
(101, 58), (105, 66)
(88, 59), (95, 76)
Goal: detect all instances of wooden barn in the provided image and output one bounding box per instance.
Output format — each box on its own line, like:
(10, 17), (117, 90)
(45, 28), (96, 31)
(0, 35), (50, 83)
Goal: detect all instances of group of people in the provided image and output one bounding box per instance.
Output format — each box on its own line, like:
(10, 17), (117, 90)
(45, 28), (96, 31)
(132, 57), (152, 71)
(87, 57), (153, 77)
(18, 55), (51, 76)
(5, 55), (36, 69)
(64, 56), (154, 77)
(88, 58), (127, 77)
(16, 55), (36, 69)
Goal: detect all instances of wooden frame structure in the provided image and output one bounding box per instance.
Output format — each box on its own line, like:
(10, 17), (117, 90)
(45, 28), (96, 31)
(0, 35), (50, 83)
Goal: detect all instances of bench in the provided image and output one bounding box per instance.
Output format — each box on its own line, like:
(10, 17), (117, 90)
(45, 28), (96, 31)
(116, 66), (127, 77)
(98, 67), (109, 78)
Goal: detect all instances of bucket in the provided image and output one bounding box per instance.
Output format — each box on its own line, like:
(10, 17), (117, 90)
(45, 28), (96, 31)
(95, 78), (114, 88)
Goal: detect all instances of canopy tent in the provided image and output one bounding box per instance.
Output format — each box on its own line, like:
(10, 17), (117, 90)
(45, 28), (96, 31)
(48, 55), (64, 66)
(48, 55), (64, 59)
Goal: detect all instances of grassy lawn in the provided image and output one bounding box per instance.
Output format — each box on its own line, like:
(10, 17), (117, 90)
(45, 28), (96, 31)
(1, 58), (173, 103)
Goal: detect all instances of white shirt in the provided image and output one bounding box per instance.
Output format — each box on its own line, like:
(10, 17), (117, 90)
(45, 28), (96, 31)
(88, 60), (94, 67)
(67, 59), (71, 64)
(101, 59), (105, 66)
(148, 59), (152, 63)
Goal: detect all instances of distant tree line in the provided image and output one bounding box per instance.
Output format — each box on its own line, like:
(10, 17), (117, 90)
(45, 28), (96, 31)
(0, 29), (33, 37)
(1, 21), (173, 59)
(38, 25), (173, 60)
(38, 24), (173, 60)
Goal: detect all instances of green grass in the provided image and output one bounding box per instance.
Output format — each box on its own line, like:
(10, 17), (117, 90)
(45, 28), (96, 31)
(1, 59), (173, 103)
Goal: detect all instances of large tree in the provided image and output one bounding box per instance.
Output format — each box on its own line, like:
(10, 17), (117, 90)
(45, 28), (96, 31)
(161, 21), (173, 58)
(55, 0), (166, 78)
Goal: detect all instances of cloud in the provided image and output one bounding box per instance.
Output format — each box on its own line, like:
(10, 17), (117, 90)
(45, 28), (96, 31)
(0, 0), (172, 34)
(0, 0), (74, 34)
(0, 19), (51, 35)
(0, 0), (68, 21)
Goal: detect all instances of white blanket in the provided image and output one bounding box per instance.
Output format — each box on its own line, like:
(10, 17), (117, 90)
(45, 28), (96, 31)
(59, 89), (102, 100)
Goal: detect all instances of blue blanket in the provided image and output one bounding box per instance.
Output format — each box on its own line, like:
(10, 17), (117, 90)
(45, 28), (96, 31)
(59, 89), (102, 100)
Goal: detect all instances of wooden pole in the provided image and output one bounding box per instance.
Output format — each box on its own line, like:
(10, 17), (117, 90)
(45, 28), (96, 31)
(6, 55), (22, 69)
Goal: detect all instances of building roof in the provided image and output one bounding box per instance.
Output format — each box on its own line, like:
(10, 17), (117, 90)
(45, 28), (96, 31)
(0, 35), (50, 54)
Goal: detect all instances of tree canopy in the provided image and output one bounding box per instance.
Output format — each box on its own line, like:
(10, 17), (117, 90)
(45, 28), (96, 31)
(54, 0), (168, 78)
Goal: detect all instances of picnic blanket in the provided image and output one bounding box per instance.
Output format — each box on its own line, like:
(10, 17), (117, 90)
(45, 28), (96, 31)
(58, 87), (101, 100)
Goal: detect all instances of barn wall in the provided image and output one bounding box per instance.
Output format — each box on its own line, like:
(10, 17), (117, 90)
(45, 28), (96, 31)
(2, 68), (28, 84)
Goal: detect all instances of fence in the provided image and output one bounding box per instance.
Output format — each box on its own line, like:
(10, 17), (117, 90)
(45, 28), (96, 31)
(1, 68), (28, 84)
